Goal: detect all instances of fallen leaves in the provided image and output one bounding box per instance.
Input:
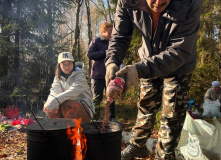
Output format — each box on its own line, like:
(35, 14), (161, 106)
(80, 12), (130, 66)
(0, 130), (27, 160)
(0, 154), (7, 158)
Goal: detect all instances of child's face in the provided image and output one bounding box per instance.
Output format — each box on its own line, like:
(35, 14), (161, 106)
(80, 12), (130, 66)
(102, 27), (113, 40)
(60, 60), (73, 74)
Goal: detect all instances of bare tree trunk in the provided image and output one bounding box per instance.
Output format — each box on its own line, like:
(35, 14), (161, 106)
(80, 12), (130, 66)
(71, 13), (74, 50)
(107, 0), (113, 23)
(85, 0), (92, 77)
(14, 0), (20, 88)
(78, 7), (84, 60)
(45, 0), (55, 85)
(0, 0), (12, 78)
(98, 0), (107, 21)
(72, 0), (83, 61)
(218, 7), (221, 81)
(218, 30), (221, 81)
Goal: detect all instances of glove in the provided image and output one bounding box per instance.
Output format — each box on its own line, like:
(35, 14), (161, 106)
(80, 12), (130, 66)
(115, 65), (139, 93)
(105, 63), (119, 87)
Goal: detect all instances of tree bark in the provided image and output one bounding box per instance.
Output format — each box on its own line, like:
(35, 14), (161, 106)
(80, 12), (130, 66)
(14, 0), (20, 88)
(72, 0), (83, 61)
(85, 0), (92, 77)
(98, 0), (107, 21)
(107, 0), (113, 23)
(0, 0), (12, 78)
(218, 6), (221, 81)
(45, 0), (55, 85)
(0, 0), (12, 77)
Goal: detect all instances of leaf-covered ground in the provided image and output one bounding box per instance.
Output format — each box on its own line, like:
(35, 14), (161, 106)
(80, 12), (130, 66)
(0, 130), (27, 160)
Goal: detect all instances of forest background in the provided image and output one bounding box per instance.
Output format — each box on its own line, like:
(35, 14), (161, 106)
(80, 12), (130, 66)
(0, 0), (221, 116)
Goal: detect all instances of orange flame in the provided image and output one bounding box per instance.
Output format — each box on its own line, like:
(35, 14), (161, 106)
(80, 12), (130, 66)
(67, 118), (87, 160)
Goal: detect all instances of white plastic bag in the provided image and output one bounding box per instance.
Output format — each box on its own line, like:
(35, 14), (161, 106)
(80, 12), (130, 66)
(122, 131), (132, 146)
(202, 99), (221, 117)
(175, 112), (221, 160)
(146, 138), (157, 154)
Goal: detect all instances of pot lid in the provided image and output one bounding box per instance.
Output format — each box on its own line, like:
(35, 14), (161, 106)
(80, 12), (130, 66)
(82, 121), (122, 134)
(27, 118), (76, 131)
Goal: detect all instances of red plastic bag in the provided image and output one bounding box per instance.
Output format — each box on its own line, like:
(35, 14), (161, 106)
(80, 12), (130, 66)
(4, 105), (19, 120)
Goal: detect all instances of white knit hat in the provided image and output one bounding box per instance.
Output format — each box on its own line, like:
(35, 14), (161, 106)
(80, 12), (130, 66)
(212, 81), (220, 88)
(58, 52), (74, 63)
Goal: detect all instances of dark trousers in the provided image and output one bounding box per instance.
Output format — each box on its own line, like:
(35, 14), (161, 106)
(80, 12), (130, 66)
(91, 78), (115, 118)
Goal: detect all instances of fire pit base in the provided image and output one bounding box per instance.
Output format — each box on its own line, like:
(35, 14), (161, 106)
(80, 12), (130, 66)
(82, 121), (122, 160)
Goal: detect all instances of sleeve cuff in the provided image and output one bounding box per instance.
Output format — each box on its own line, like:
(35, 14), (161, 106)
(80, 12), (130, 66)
(134, 62), (149, 79)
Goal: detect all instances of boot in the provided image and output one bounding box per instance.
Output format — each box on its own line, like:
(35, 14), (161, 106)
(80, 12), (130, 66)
(121, 143), (149, 160)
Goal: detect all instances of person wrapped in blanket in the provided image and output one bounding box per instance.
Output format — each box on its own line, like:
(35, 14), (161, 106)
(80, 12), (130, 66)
(43, 52), (95, 124)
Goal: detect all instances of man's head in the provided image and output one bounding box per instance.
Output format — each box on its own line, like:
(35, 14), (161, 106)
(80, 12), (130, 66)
(212, 81), (220, 93)
(146, 0), (170, 13)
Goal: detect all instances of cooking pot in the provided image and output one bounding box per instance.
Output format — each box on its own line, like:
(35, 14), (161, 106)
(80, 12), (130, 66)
(82, 121), (122, 160)
(27, 118), (75, 160)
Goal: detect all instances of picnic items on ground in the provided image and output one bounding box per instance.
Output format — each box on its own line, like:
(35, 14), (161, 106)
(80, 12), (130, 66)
(4, 105), (20, 120)
(175, 112), (221, 160)
(202, 99), (221, 117)
(1, 105), (35, 131)
(0, 123), (13, 131)
(11, 118), (34, 126)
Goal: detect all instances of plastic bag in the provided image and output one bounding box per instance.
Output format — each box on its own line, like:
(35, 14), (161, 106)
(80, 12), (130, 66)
(4, 105), (19, 120)
(146, 138), (157, 154)
(11, 118), (34, 126)
(175, 112), (221, 160)
(106, 77), (125, 104)
(202, 99), (221, 117)
(122, 131), (132, 146)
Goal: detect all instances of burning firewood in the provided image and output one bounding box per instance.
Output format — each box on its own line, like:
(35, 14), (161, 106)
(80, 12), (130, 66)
(67, 118), (87, 160)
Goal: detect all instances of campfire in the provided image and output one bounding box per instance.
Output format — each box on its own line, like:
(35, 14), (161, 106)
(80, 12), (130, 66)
(67, 118), (87, 160)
